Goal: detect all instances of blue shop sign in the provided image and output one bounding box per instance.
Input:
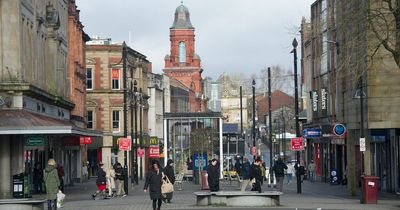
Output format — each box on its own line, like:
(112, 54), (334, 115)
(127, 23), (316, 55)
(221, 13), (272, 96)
(302, 128), (322, 138)
(333, 124), (346, 137)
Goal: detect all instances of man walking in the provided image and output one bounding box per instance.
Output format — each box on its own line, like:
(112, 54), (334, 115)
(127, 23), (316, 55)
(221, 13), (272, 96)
(308, 160), (316, 182)
(272, 158), (287, 192)
(114, 162), (126, 197)
(240, 158), (251, 191)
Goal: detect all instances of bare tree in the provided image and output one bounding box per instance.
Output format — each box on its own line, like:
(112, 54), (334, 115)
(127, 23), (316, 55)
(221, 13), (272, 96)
(368, 0), (400, 68)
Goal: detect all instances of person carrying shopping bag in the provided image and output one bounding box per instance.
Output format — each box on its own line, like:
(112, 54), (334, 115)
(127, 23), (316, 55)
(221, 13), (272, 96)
(44, 159), (60, 210)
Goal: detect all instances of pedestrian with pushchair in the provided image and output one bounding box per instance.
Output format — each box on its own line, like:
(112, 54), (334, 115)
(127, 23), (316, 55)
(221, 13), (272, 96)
(92, 162), (107, 199)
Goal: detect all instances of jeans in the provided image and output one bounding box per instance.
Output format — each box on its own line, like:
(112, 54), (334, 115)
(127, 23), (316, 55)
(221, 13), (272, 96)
(309, 171), (315, 182)
(47, 199), (57, 210)
(286, 174), (293, 184)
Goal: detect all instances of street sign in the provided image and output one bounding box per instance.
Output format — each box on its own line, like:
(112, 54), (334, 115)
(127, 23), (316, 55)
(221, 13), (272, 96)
(137, 149), (145, 158)
(302, 128), (322, 138)
(291, 137), (304, 151)
(148, 146), (159, 158)
(333, 124), (346, 137)
(360, 138), (366, 152)
(119, 138), (131, 151)
(25, 136), (45, 146)
(193, 154), (207, 170)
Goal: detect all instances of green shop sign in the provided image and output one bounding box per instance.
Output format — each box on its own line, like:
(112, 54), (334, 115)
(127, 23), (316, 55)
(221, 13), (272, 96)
(25, 136), (45, 147)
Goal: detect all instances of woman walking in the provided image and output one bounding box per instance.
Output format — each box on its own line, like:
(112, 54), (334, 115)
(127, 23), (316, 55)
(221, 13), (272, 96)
(92, 162), (107, 199)
(163, 159), (175, 203)
(144, 160), (163, 210)
(44, 159), (60, 210)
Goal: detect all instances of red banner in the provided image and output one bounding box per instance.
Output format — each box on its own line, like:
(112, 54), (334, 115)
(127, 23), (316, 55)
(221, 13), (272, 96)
(291, 137), (304, 151)
(80, 136), (92, 145)
(119, 138), (131, 151)
(148, 146), (159, 158)
(111, 69), (119, 79)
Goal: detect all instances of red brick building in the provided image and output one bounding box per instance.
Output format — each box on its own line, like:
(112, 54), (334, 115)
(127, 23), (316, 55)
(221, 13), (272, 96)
(164, 4), (206, 112)
(256, 90), (294, 125)
(68, 0), (90, 127)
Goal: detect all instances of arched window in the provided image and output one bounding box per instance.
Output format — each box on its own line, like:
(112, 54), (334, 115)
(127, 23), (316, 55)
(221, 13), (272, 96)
(178, 42), (186, 63)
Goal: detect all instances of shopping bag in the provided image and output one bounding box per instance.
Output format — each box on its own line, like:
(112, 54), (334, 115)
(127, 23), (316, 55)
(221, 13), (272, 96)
(57, 190), (65, 208)
(161, 175), (174, 195)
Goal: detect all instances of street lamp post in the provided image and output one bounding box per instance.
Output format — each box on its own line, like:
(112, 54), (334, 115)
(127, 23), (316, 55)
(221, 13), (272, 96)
(122, 42), (129, 194)
(292, 38), (302, 194)
(252, 79), (256, 161)
(130, 80), (137, 187)
(134, 86), (139, 185)
(139, 88), (143, 180)
(268, 67), (273, 184)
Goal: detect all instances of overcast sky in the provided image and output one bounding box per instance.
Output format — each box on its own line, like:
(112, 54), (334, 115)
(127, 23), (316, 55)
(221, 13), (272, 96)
(77, 0), (315, 80)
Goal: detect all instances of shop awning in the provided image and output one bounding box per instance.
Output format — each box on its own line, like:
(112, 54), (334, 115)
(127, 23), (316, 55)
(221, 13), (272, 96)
(0, 110), (102, 136)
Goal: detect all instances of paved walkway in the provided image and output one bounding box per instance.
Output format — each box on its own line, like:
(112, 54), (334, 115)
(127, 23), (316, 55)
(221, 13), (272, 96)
(33, 177), (400, 210)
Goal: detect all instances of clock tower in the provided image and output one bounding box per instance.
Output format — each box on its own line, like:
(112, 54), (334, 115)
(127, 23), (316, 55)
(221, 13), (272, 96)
(164, 3), (206, 112)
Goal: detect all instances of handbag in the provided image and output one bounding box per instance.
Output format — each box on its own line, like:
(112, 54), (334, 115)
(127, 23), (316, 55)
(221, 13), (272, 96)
(161, 173), (174, 195)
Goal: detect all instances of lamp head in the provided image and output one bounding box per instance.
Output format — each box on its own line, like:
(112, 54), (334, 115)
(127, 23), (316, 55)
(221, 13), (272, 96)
(292, 38), (298, 48)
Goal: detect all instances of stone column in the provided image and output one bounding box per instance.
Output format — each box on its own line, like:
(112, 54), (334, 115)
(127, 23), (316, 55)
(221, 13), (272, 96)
(346, 130), (357, 196)
(0, 136), (11, 198)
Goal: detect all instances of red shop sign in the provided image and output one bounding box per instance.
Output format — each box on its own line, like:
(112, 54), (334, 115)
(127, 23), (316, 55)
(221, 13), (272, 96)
(80, 136), (93, 145)
(148, 146), (159, 158)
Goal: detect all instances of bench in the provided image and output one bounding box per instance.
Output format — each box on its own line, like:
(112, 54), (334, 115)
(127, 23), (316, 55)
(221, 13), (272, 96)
(0, 199), (46, 210)
(183, 170), (193, 181)
(174, 173), (184, 190)
(194, 191), (282, 207)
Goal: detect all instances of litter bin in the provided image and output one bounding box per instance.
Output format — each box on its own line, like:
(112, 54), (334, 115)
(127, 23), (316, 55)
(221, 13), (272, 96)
(13, 173), (24, 198)
(361, 176), (379, 204)
(201, 171), (209, 190)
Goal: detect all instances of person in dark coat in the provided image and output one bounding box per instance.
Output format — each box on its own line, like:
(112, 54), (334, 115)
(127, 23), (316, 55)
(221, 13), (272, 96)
(144, 160), (163, 210)
(163, 159), (175, 203)
(92, 162), (107, 199)
(295, 162), (306, 183)
(33, 162), (43, 193)
(249, 157), (263, 193)
(207, 158), (220, 192)
(240, 158), (251, 191)
(114, 162), (126, 197)
(273, 158), (288, 192)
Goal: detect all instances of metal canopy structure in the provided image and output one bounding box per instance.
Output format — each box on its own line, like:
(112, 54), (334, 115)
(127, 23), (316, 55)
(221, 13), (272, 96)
(163, 112), (223, 174)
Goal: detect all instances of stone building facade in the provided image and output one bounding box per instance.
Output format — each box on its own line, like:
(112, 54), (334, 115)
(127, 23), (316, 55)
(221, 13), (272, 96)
(0, 0), (95, 198)
(85, 41), (151, 175)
